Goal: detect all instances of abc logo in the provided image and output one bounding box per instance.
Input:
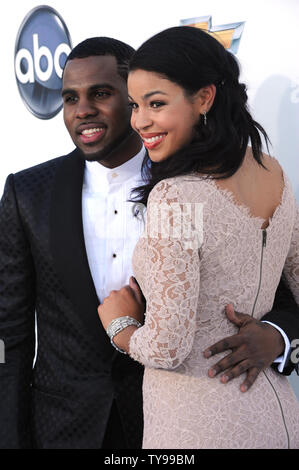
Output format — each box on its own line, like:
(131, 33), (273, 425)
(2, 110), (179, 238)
(15, 34), (70, 84)
(14, 6), (72, 119)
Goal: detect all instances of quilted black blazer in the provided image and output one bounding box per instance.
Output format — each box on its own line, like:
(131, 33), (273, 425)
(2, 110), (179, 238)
(0, 149), (298, 448)
(0, 149), (143, 449)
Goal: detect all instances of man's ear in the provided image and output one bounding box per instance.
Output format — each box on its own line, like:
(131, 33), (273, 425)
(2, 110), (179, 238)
(194, 84), (216, 114)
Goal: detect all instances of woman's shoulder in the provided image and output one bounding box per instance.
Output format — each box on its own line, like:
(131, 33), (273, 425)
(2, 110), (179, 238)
(261, 153), (283, 176)
(148, 174), (214, 205)
(259, 152), (289, 196)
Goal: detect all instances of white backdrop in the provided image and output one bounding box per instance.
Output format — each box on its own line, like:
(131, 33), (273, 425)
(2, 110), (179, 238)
(1, 0), (299, 396)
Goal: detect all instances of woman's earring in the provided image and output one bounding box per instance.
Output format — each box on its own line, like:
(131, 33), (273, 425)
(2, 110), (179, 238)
(203, 112), (207, 126)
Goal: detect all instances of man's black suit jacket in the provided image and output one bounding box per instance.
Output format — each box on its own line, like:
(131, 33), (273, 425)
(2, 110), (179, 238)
(0, 149), (298, 449)
(0, 149), (143, 449)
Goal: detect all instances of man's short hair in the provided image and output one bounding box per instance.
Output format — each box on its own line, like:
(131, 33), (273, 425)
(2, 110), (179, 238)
(65, 37), (135, 80)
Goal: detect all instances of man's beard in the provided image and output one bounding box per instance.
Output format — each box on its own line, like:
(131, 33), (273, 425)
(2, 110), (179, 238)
(77, 124), (134, 163)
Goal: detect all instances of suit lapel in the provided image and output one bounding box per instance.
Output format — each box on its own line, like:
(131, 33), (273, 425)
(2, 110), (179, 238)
(50, 149), (112, 354)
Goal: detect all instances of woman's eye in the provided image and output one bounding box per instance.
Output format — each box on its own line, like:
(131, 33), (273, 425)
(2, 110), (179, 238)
(128, 102), (138, 109)
(150, 101), (165, 108)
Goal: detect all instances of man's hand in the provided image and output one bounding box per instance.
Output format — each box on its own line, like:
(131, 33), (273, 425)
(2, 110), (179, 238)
(203, 304), (285, 392)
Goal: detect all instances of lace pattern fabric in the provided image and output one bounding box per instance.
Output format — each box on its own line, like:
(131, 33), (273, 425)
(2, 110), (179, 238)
(130, 172), (299, 449)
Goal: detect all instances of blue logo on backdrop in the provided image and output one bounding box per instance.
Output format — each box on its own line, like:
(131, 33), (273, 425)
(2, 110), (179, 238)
(14, 5), (72, 119)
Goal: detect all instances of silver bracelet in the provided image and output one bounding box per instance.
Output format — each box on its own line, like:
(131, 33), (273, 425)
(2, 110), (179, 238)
(106, 316), (142, 354)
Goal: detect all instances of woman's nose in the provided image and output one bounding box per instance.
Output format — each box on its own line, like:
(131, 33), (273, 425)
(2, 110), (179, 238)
(132, 109), (152, 131)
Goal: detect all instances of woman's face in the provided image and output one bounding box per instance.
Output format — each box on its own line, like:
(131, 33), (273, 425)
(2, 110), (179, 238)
(128, 70), (202, 162)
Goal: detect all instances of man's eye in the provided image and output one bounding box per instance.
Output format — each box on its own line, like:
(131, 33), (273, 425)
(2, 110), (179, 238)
(95, 91), (110, 98)
(64, 96), (77, 104)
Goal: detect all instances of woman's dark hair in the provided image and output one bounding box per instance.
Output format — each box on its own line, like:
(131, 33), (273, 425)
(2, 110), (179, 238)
(64, 36), (135, 80)
(129, 26), (270, 206)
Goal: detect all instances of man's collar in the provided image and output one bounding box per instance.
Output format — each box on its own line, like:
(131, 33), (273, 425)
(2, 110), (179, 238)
(84, 147), (145, 191)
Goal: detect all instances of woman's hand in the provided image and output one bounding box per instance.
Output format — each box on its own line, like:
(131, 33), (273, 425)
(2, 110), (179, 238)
(98, 277), (145, 352)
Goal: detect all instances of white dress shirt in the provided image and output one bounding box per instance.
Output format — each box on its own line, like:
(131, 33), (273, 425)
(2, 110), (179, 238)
(82, 148), (145, 304)
(81, 147), (289, 371)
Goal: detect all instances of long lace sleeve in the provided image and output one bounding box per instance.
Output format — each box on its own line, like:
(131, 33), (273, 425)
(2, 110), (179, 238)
(283, 203), (299, 305)
(129, 179), (202, 369)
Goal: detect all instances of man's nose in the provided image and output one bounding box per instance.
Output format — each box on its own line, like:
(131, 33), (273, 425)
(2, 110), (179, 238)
(76, 98), (98, 119)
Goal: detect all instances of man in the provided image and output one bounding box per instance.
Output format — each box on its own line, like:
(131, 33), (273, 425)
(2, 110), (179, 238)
(0, 36), (298, 449)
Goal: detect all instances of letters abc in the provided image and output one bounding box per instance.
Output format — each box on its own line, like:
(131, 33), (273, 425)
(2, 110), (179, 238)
(15, 34), (71, 84)
(14, 6), (72, 119)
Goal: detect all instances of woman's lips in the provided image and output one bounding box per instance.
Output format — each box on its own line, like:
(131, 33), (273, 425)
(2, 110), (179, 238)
(141, 133), (167, 150)
(79, 127), (106, 144)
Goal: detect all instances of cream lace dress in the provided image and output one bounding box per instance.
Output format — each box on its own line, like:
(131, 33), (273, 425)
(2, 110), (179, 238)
(129, 171), (299, 449)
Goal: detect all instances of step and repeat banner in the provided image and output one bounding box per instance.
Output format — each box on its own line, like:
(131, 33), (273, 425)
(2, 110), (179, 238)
(2, 0), (298, 194)
(1, 0), (299, 395)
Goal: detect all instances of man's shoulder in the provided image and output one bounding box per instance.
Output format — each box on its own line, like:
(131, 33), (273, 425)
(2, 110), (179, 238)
(8, 149), (83, 201)
(13, 149), (79, 181)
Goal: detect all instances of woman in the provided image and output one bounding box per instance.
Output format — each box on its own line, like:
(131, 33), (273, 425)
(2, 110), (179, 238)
(98, 26), (299, 448)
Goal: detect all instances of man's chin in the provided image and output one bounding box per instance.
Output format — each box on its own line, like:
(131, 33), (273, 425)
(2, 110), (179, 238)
(76, 146), (106, 162)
